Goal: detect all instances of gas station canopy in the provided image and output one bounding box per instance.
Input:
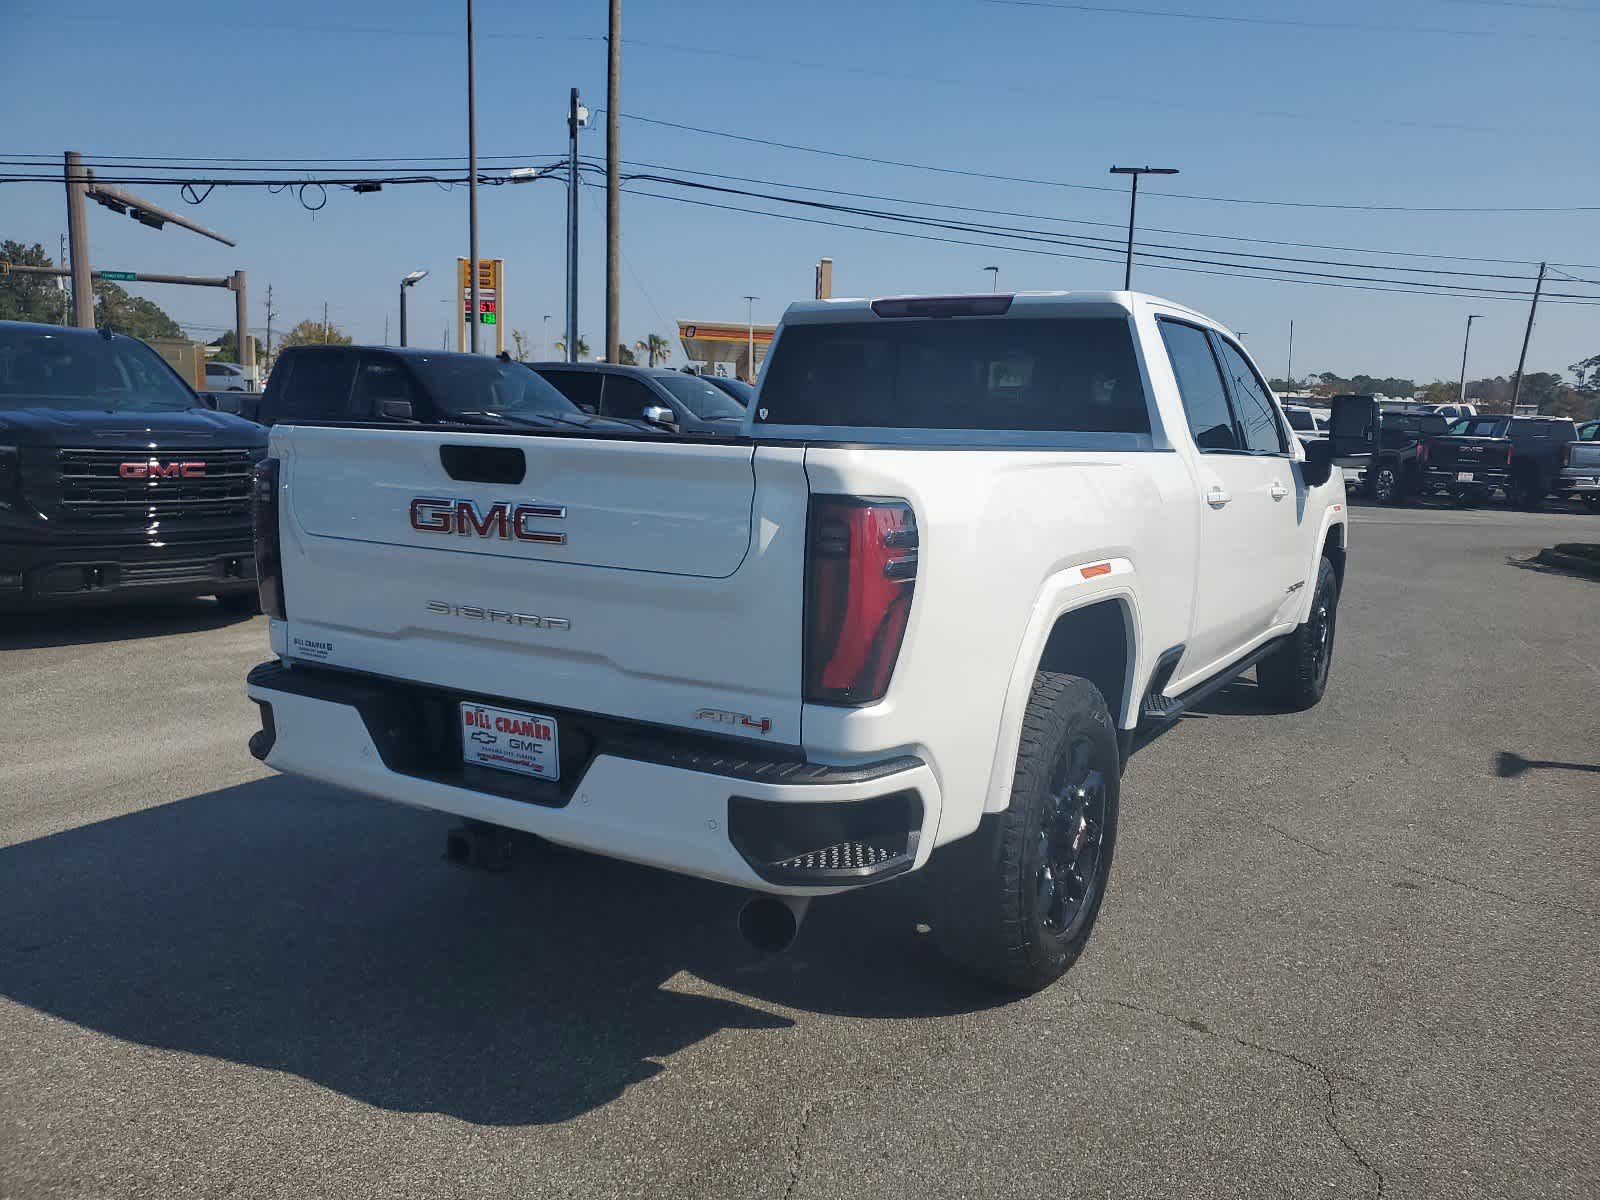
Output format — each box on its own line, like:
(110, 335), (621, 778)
(677, 320), (776, 381)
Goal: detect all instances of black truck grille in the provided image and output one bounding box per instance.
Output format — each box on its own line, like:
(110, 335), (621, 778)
(52, 448), (255, 520)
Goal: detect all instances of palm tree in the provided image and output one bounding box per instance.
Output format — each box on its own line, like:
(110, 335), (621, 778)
(553, 335), (590, 360)
(637, 333), (672, 368)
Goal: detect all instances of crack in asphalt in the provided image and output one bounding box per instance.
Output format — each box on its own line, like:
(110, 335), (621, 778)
(783, 1098), (820, 1199)
(1087, 995), (1385, 1200)
(1264, 821), (1598, 919)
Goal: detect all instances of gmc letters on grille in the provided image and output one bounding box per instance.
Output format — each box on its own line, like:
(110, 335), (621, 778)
(120, 460), (206, 479)
(409, 497), (566, 545)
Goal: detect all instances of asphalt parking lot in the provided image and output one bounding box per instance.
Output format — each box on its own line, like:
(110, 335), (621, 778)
(2, 502), (1597, 1200)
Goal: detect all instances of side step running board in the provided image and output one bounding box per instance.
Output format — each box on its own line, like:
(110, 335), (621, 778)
(1126, 635), (1289, 759)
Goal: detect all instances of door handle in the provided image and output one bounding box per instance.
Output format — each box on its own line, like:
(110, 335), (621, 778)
(1269, 480), (1289, 501)
(1205, 485), (1230, 507)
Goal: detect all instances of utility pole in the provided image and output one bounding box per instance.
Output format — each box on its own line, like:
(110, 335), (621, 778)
(1286, 319), (1294, 387)
(229, 270), (252, 385)
(566, 88), (582, 363)
(323, 300), (329, 344)
(264, 283), (276, 370)
(1109, 165), (1179, 291)
(1458, 313), (1483, 407)
(58, 233), (70, 325)
(384, 314), (390, 346)
(1508, 263), (1546, 415)
(605, 0), (621, 366)
(466, 0), (481, 353)
(64, 151), (94, 327)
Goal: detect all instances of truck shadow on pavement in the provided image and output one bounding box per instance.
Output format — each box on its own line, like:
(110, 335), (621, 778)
(0, 777), (1000, 1127)
(0, 598), (255, 651)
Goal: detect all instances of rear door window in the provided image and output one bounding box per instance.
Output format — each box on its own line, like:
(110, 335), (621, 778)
(756, 316), (1149, 433)
(1158, 320), (1238, 452)
(271, 350), (357, 420)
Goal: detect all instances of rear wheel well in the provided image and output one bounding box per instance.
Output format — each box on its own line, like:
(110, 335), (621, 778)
(1036, 599), (1132, 727)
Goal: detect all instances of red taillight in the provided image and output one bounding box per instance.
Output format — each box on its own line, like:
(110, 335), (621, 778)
(804, 497), (917, 705)
(1418, 440), (1430, 464)
(252, 457), (286, 619)
(1559, 443), (1571, 468)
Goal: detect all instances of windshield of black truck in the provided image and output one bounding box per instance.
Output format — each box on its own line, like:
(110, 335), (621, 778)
(0, 327), (195, 412)
(755, 316), (1149, 433)
(406, 355), (582, 421)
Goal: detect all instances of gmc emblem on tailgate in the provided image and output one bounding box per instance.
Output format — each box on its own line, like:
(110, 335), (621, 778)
(121, 460), (205, 479)
(409, 496), (566, 545)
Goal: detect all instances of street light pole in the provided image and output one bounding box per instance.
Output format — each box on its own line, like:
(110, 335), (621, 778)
(466, 0), (480, 353)
(1458, 314), (1482, 407)
(743, 294), (759, 383)
(566, 88), (584, 364)
(983, 265), (999, 292)
(1109, 165), (1179, 291)
(400, 269), (428, 347)
(604, 0), (621, 369)
(542, 313), (552, 360)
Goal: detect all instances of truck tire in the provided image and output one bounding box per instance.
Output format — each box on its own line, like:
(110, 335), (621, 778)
(933, 672), (1120, 994)
(1256, 556), (1339, 711)
(1508, 474), (1544, 511)
(1366, 462), (1402, 505)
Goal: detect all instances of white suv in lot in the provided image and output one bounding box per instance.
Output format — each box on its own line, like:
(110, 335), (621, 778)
(245, 291), (1355, 993)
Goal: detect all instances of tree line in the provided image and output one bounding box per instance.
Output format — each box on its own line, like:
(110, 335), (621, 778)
(1268, 367), (1599, 420)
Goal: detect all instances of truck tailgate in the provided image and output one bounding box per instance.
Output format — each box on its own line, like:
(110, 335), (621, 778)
(272, 426), (808, 742)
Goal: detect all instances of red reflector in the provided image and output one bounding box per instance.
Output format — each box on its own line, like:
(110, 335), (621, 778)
(805, 497), (917, 705)
(1080, 562), (1112, 580)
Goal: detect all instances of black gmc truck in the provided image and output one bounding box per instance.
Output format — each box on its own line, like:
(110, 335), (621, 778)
(0, 320), (267, 610)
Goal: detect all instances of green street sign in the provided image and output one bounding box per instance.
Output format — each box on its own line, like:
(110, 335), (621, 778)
(100, 271), (136, 281)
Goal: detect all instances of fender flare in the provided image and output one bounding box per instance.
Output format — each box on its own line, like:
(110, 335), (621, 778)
(979, 560), (1144, 817)
(1296, 503), (1348, 625)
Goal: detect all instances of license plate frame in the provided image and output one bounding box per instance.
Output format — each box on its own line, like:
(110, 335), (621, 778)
(460, 701), (560, 781)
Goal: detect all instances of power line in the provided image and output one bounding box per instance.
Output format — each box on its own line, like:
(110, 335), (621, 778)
(611, 183), (1600, 306)
(985, 0), (1595, 43)
(612, 113), (1600, 213)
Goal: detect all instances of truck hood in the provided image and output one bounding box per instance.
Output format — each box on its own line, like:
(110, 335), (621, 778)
(0, 405), (267, 448)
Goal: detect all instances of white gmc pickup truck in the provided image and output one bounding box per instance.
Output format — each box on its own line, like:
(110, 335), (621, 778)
(246, 291), (1363, 993)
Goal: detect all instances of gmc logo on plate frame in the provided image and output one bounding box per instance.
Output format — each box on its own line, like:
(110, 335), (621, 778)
(409, 496), (567, 545)
(120, 460), (206, 479)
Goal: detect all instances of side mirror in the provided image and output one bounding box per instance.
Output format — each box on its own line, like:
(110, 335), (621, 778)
(378, 399), (415, 422)
(1328, 395), (1379, 465)
(1301, 438), (1334, 487)
(641, 403), (678, 430)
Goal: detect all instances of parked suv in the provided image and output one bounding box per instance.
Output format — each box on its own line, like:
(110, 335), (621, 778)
(250, 346), (651, 434)
(530, 362), (747, 435)
(245, 290), (1355, 994)
(0, 321), (265, 610)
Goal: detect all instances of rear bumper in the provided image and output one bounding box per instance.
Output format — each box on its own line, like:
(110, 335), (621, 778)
(246, 661), (942, 894)
(0, 535), (256, 608)
(1423, 467), (1508, 489)
(1556, 469), (1600, 494)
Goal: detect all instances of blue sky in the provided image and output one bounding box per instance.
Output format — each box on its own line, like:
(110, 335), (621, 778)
(7, 0), (1598, 382)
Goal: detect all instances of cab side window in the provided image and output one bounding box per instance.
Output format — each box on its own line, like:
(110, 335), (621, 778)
(1158, 319), (1238, 452)
(1214, 339), (1286, 454)
(599, 375), (659, 421)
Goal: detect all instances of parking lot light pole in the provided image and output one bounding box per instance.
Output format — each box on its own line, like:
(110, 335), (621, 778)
(983, 265), (999, 292)
(466, 0), (480, 353)
(743, 295), (759, 382)
(400, 270), (428, 347)
(1458, 314), (1482, 407)
(1109, 165), (1179, 291)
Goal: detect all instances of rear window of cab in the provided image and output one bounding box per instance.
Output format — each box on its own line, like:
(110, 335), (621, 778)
(755, 316), (1149, 434)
